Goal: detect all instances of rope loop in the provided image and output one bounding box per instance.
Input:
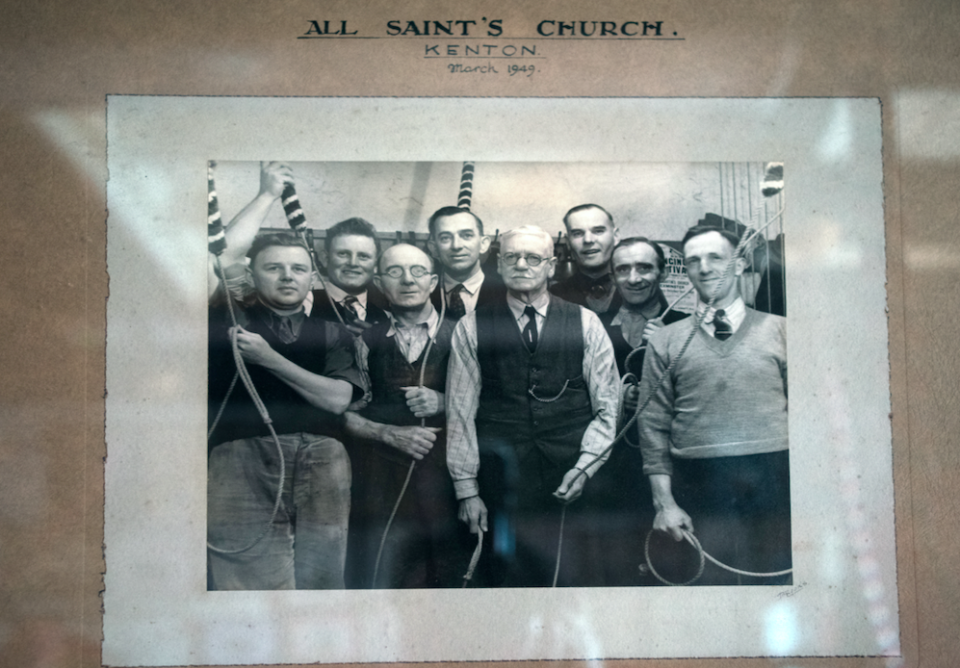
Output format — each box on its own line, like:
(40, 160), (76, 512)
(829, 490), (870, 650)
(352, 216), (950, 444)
(644, 528), (793, 585)
(644, 528), (705, 586)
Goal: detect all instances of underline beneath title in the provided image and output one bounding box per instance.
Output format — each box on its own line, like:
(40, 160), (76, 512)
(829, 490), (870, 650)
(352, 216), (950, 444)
(296, 36), (685, 41)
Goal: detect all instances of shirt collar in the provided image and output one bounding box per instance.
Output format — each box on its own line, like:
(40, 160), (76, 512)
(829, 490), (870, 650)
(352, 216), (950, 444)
(611, 289), (667, 326)
(386, 303), (440, 339)
(257, 302), (306, 337)
(324, 281), (367, 307)
(507, 290), (550, 321)
(255, 298), (305, 319)
(443, 268), (484, 295)
(696, 296), (745, 323)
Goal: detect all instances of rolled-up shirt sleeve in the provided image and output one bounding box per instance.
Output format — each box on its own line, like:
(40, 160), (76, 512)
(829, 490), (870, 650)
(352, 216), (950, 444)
(321, 320), (366, 402)
(445, 313), (482, 500)
(575, 308), (620, 476)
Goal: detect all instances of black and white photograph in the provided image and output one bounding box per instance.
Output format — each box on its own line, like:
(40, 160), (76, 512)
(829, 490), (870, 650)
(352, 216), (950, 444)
(203, 159), (789, 591)
(104, 96), (893, 665)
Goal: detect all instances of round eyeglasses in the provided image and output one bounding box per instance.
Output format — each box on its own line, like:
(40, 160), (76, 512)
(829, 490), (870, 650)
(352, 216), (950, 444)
(501, 253), (546, 267)
(380, 265), (432, 279)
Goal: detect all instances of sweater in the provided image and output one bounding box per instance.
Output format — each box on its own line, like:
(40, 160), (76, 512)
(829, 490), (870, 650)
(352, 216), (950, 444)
(638, 308), (788, 476)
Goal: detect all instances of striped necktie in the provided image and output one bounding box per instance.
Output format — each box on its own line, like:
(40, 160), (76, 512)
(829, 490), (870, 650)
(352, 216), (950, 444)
(713, 308), (732, 340)
(341, 295), (361, 324)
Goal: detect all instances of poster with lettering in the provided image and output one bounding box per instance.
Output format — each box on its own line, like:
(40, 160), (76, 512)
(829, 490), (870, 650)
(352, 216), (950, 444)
(104, 96), (893, 666)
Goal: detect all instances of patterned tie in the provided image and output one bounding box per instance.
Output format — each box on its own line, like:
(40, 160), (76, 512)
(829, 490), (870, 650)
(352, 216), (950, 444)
(522, 305), (539, 352)
(275, 315), (297, 344)
(446, 283), (467, 320)
(713, 308), (732, 340)
(341, 295), (361, 325)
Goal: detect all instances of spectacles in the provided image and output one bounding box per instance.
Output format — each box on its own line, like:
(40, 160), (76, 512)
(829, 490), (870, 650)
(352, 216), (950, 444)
(501, 253), (546, 267)
(380, 265), (432, 279)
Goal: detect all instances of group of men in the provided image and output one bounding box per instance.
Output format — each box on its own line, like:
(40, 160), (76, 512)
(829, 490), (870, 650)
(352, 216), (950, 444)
(206, 162), (791, 590)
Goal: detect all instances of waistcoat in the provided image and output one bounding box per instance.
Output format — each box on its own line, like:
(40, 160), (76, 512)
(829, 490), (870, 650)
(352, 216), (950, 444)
(475, 296), (593, 465)
(362, 317), (454, 431)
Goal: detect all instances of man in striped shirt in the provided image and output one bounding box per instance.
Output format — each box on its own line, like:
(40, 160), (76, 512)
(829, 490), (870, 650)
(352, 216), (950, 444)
(445, 226), (620, 587)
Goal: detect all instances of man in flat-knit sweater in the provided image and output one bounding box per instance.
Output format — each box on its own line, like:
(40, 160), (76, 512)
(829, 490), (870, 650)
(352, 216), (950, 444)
(638, 223), (790, 585)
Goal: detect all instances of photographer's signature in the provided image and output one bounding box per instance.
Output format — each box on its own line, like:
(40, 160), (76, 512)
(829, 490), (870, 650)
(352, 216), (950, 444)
(776, 581), (807, 599)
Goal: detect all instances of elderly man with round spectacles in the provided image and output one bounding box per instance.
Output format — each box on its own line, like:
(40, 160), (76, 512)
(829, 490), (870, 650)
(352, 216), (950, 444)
(342, 243), (462, 588)
(446, 225), (620, 587)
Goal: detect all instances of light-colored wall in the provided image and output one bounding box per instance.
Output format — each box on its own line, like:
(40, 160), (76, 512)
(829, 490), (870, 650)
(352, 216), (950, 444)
(213, 160), (779, 242)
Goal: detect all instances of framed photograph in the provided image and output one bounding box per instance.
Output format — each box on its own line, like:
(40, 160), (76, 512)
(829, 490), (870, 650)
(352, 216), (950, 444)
(104, 96), (893, 665)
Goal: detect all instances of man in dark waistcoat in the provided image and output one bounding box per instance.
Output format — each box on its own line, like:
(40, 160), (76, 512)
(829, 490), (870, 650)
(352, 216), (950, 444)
(446, 225), (620, 587)
(341, 244), (461, 588)
(207, 233), (364, 590)
(591, 237), (691, 584)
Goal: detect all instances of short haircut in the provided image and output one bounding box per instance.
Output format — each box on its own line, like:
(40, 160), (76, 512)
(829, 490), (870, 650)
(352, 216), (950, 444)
(427, 206), (484, 237)
(500, 225), (555, 256)
(611, 237), (666, 272)
(247, 232), (311, 266)
(681, 225), (742, 254)
(377, 242), (435, 274)
(324, 217), (381, 256)
(562, 203), (614, 228)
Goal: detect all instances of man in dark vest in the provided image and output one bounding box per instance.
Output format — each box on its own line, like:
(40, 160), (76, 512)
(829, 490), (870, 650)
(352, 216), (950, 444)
(446, 225), (620, 587)
(427, 205), (505, 321)
(603, 237), (690, 377)
(550, 203), (621, 316)
(593, 237), (691, 584)
(207, 233), (364, 590)
(341, 244), (461, 588)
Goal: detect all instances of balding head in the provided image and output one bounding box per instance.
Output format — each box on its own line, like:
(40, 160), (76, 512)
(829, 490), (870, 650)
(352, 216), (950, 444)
(378, 243), (434, 274)
(374, 243), (439, 312)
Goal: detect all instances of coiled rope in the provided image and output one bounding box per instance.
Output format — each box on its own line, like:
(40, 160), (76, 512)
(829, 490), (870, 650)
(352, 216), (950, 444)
(206, 252), (288, 555)
(206, 163), (288, 556)
(644, 528), (792, 585)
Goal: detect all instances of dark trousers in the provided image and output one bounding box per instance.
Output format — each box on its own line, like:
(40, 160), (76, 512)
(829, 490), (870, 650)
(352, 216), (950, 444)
(474, 442), (619, 588)
(647, 450), (792, 586)
(345, 444), (463, 589)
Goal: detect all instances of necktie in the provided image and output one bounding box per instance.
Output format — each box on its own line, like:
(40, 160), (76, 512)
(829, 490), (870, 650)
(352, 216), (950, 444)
(713, 308), (732, 340)
(522, 305), (539, 352)
(446, 284), (466, 320)
(275, 315), (297, 344)
(341, 296), (360, 325)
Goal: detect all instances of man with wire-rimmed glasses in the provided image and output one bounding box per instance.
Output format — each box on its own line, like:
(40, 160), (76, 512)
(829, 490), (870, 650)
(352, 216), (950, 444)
(342, 244), (461, 588)
(446, 226), (619, 587)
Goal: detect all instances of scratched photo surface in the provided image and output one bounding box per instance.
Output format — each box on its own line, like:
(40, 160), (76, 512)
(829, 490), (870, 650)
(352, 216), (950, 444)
(203, 160), (790, 593)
